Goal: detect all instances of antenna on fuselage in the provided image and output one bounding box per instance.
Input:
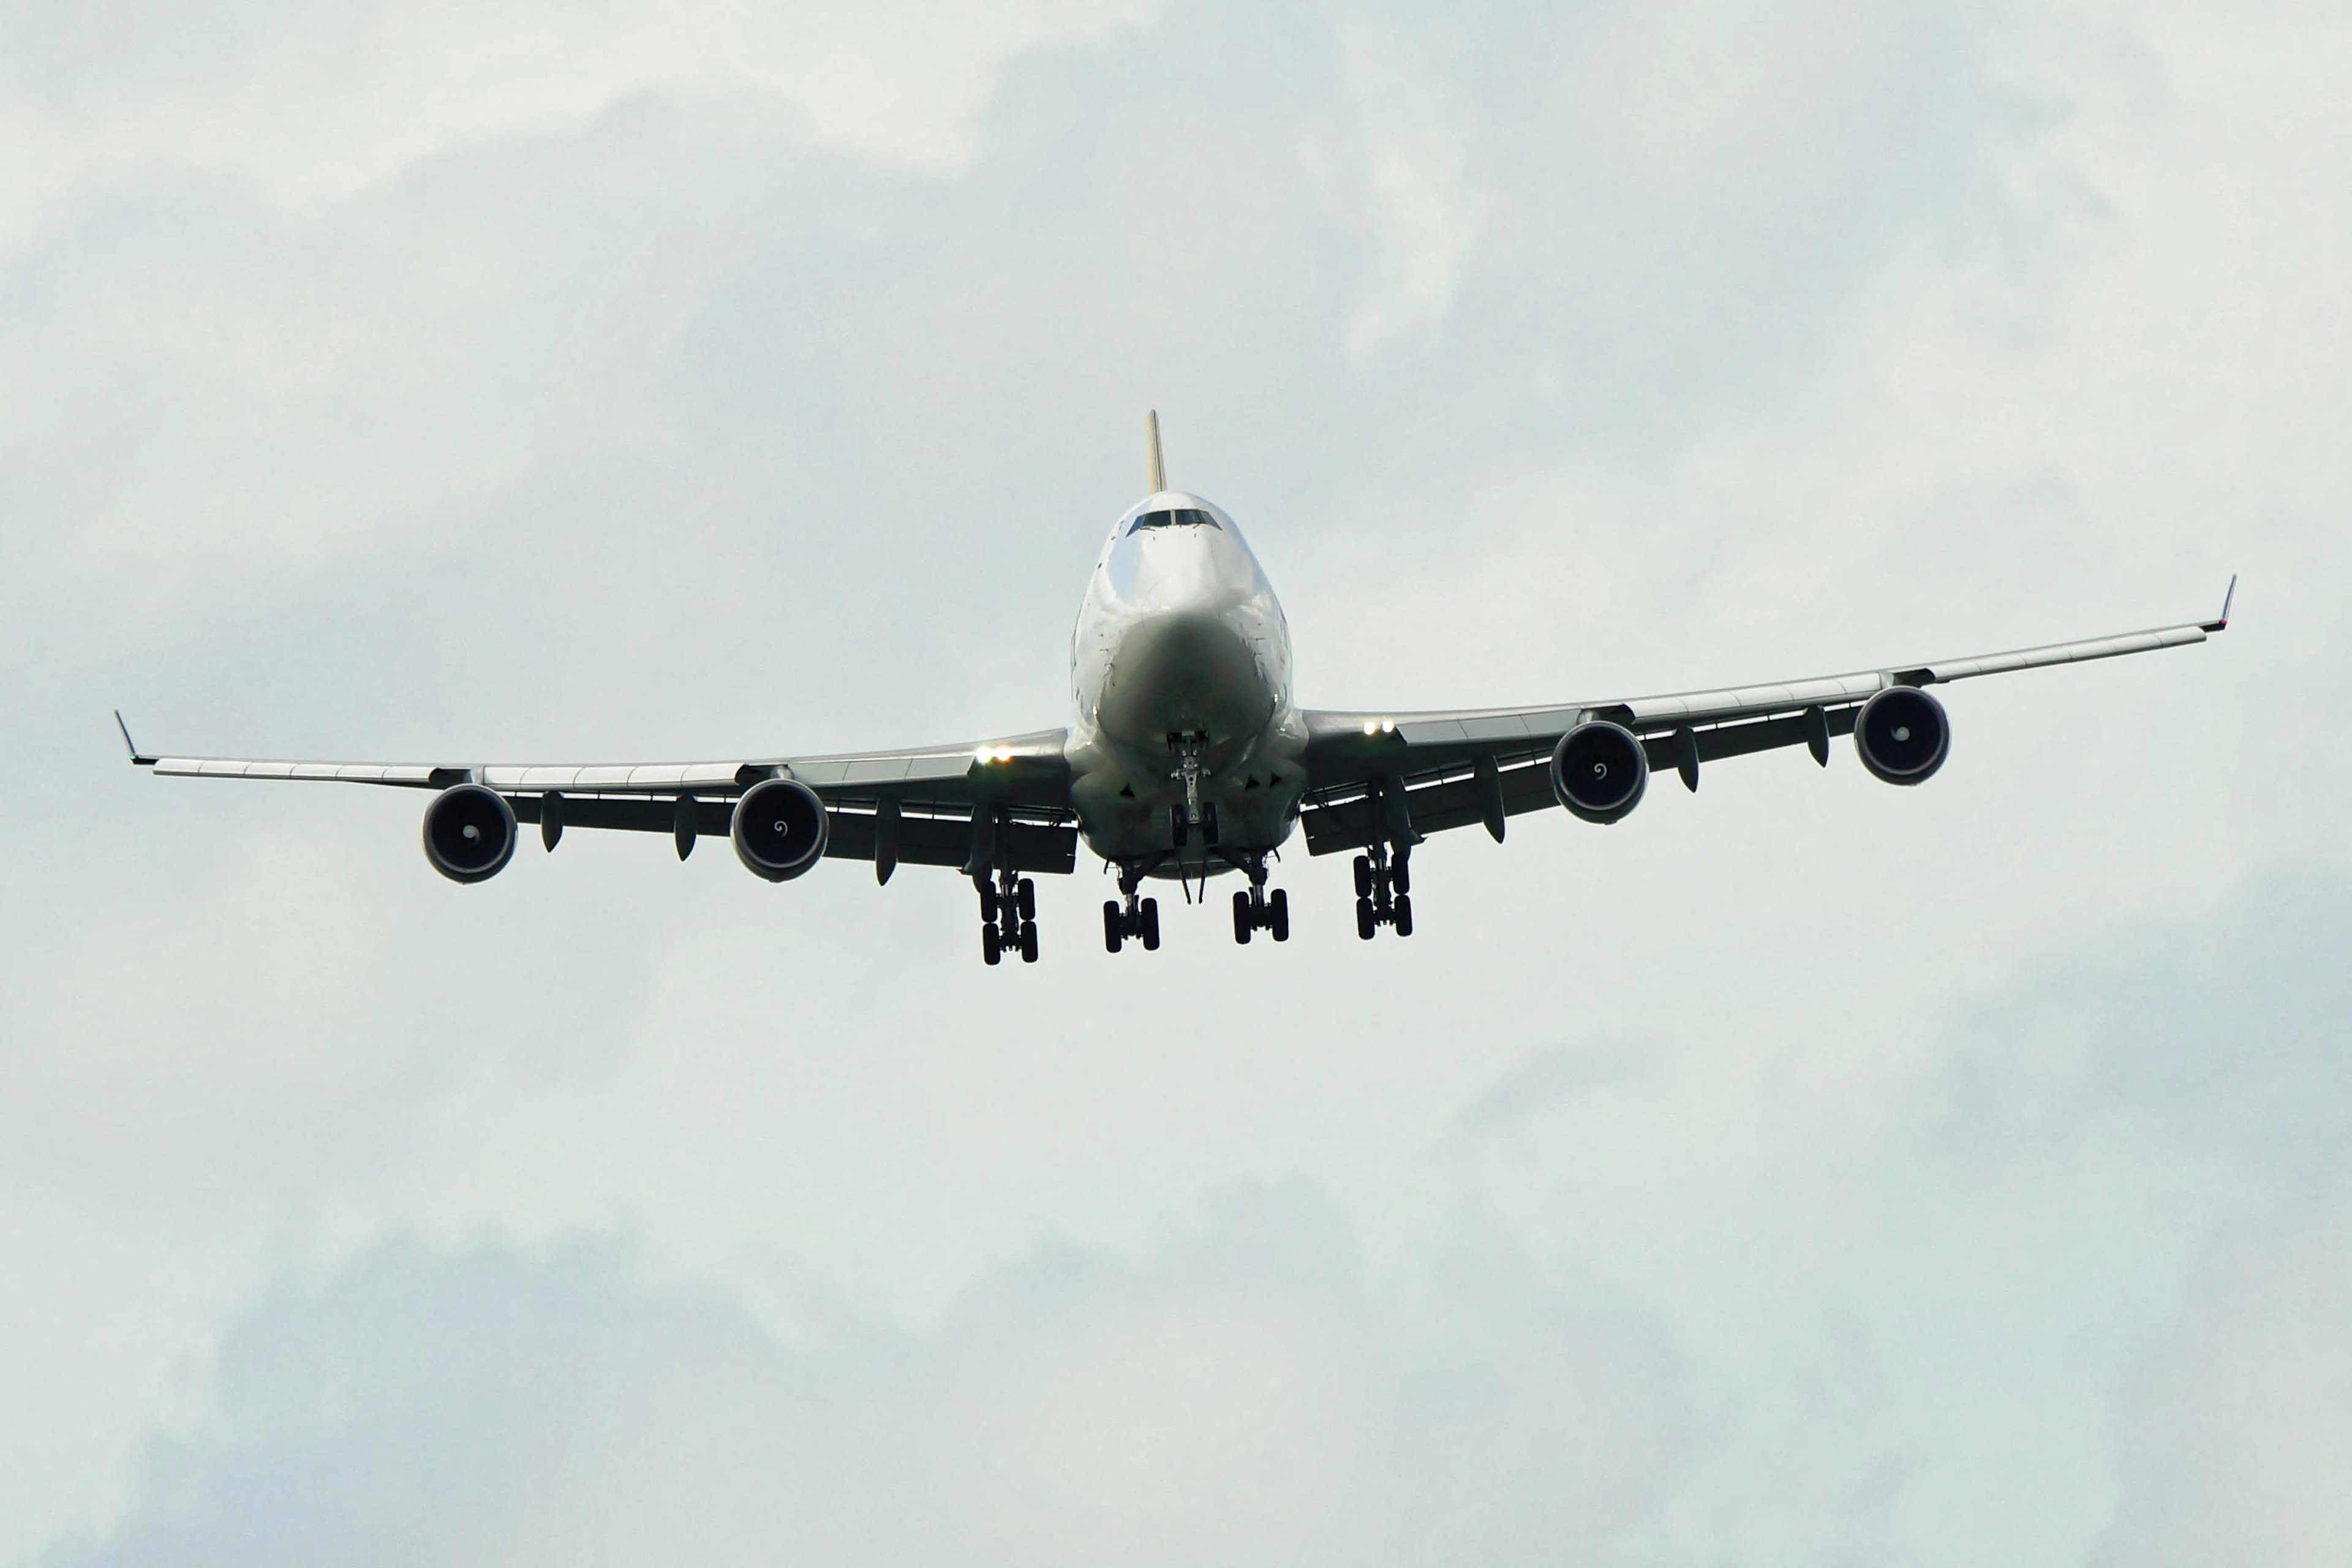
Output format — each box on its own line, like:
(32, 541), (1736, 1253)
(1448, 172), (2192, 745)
(1146, 410), (1167, 494)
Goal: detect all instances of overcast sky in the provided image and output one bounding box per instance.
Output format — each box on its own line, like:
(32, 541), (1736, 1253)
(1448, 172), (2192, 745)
(2, 1), (2347, 1563)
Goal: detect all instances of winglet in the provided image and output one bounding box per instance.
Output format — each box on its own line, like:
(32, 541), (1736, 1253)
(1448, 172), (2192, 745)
(115, 710), (156, 766)
(1146, 410), (1167, 495)
(2203, 574), (2236, 633)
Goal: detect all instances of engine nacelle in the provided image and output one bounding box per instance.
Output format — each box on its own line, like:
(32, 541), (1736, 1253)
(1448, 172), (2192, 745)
(1854, 686), (1950, 785)
(422, 783), (518, 883)
(1550, 721), (1649, 824)
(731, 777), (829, 881)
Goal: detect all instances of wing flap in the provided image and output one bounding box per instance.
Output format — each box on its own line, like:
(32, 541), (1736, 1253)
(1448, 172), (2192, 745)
(508, 794), (1077, 873)
(153, 757), (444, 786)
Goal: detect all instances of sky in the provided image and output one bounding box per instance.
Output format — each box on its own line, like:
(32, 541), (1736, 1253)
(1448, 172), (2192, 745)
(1, 1), (2347, 1563)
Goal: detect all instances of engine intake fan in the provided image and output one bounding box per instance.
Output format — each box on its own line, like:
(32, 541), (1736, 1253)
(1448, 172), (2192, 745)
(732, 777), (829, 881)
(423, 783), (518, 883)
(1854, 687), (1950, 785)
(1550, 721), (1649, 824)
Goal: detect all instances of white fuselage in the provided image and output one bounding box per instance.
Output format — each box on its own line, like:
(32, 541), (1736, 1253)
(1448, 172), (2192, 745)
(1064, 492), (1306, 875)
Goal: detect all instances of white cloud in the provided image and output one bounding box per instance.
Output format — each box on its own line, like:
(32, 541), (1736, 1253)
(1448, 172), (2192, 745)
(2, 0), (2349, 1563)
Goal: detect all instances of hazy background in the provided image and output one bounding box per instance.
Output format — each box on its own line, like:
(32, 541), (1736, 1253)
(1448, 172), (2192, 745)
(2, 1), (2346, 1563)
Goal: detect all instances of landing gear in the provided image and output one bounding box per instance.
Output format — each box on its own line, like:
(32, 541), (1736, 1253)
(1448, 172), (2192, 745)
(1229, 852), (1289, 944)
(975, 869), (1039, 965)
(1351, 843), (1414, 940)
(1170, 802), (1219, 849)
(1103, 865), (1161, 954)
(1166, 733), (1218, 848)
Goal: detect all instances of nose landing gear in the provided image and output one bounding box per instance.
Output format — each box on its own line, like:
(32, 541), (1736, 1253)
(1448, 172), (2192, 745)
(1352, 843), (1413, 940)
(1103, 864), (1161, 954)
(977, 869), (1039, 965)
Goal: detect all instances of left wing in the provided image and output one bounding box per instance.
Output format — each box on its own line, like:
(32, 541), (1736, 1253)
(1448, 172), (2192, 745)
(119, 716), (1080, 876)
(1295, 580), (2233, 854)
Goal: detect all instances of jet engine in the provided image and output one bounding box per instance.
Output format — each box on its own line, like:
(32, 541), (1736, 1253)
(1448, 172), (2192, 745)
(1853, 686), (1950, 785)
(422, 783), (518, 883)
(732, 777), (829, 881)
(1550, 721), (1649, 824)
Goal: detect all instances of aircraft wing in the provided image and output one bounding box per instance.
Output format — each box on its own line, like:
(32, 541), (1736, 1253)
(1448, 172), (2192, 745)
(1294, 580), (2234, 856)
(120, 720), (1081, 876)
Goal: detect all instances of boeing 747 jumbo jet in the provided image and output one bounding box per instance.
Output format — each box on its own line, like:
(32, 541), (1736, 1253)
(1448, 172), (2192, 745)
(121, 415), (2233, 965)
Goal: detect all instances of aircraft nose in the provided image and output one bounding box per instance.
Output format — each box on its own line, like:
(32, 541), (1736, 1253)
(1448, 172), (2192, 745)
(1107, 522), (1256, 612)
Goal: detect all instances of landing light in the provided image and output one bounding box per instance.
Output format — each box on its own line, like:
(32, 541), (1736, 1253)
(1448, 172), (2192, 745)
(1361, 719), (1394, 736)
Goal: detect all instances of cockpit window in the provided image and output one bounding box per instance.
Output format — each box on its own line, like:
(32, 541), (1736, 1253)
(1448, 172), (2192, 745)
(1127, 507), (1221, 535)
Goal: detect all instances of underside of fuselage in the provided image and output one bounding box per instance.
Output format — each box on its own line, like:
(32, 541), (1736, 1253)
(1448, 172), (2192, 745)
(1065, 491), (1306, 878)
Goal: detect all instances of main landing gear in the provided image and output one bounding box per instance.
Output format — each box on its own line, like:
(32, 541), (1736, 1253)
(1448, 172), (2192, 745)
(977, 869), (1039, 966)
(1103, 864), (1161, 954)
(1231, 852), (1289, 944)
(1353, 843), (1413, 940)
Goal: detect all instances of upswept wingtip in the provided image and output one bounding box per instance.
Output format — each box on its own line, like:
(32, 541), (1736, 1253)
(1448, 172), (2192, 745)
(2204, 574), (2236, 633)
(115, 710), (155, 767)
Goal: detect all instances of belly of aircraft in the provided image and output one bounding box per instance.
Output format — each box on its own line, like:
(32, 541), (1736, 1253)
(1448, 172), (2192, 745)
(1070, 609), (1304, 867)
(1096, 609), (1273, 755)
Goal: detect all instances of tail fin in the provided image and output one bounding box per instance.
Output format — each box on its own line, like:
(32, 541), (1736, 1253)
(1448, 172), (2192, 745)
(1146, 410), (1166, 494)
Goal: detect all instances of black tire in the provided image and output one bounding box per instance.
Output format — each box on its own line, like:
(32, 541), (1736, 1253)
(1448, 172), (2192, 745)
(1355, 896), (1377, 941)
(978, 882), (998, 922)
(1353, 855), (1373, 899)
(1141, 898), (1161, 951)
(1016, 878), (1036, 921)
(982, 924), (1003, 965)
(1232, 889), (1253, 944)
(1103, 900), (1124, 954)
(1394, 894), (1414, 937)
(1268, 888), (1289, 942)
(1392, 858), (1410, 896)
(1019, 921), (1039, 963)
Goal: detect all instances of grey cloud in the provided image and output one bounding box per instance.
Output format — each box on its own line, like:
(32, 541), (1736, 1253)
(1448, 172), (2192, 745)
(41, 1186), (1695, 1568)
(1929, 867), (2352, 1192)
(2089, 1191), (2352, 1568)
(2, 2), (2342, 1566)
(1449, 1034), (1662, 1137)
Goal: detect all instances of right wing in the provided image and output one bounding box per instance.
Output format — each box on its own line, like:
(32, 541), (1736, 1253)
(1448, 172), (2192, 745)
(1294, 581), (2233, 854)
(122, 717), (1080, 876)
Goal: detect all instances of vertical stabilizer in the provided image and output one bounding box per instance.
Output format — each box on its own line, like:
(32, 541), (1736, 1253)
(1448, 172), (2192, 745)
(1146, 410), (1167, 494)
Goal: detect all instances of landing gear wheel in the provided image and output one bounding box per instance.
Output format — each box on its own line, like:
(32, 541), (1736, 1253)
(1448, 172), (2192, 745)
(978, 881), (999, 922)
(1268, 888), (1289, 942)
(1232, 889), (1253, 944)
(1016, 878), (1036, 921)
(1019, 921), (1039, 963)
(982, 924), (1003, 965)
(1103, 900), (1124, 954)
(1393, 894), (1414, 937)
(1392, 859), (1410, 896)
(1355, 896), (1377, 941)
(1353, 855), (1374, 900)
(1140, 898), (1161, 951)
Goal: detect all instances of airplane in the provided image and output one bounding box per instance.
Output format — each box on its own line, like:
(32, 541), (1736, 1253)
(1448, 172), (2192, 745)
(120, 413), (2234, 965)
